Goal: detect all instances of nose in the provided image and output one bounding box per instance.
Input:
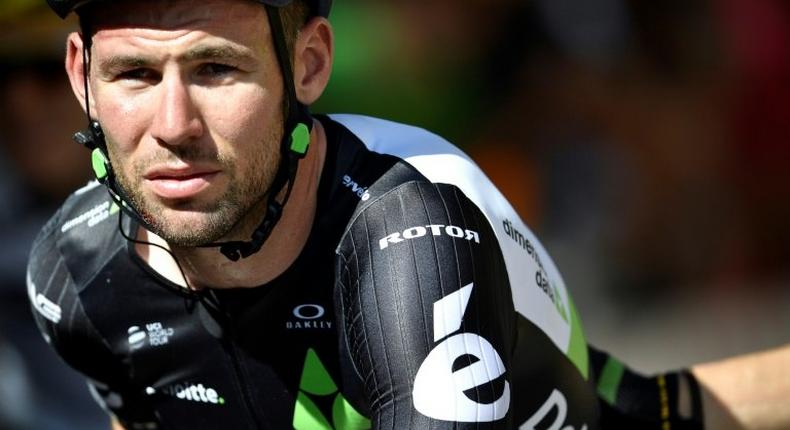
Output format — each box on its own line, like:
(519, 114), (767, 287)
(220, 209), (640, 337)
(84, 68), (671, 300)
(150, 73), (204, 146)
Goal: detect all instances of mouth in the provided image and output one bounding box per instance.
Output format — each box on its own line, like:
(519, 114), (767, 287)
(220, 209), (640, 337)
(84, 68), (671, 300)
(143, 168), (220, 200)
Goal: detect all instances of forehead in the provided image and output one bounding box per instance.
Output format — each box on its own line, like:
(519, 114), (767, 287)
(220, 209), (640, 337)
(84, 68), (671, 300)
(83, 0), (267, 34)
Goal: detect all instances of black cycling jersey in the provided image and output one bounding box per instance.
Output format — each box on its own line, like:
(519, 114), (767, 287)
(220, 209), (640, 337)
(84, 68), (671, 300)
(27, 114), (702, 430)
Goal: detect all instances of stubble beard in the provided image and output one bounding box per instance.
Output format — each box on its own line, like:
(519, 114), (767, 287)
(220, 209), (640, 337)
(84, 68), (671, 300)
(111, 134), (280, 247)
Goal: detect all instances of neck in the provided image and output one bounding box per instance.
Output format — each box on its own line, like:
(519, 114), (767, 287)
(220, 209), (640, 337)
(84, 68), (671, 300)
(135, 120), (327, 290)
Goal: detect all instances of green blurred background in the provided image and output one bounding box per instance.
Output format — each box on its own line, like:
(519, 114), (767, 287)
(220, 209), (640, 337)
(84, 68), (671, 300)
(0, 0), (788, 428)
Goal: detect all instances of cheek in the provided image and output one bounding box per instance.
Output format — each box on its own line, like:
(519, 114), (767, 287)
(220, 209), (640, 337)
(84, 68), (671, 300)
(94, 88), (152, 158)
(207, 84), (281, 158)
(215, 85), (277, 141)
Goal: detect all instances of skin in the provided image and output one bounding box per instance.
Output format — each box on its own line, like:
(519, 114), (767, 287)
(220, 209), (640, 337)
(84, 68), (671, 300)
(65, 0), (333, 289)
(692, 344), (790, 430)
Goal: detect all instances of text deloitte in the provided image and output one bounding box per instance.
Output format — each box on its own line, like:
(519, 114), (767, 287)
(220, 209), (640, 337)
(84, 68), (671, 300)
(162, 383), (225, 405)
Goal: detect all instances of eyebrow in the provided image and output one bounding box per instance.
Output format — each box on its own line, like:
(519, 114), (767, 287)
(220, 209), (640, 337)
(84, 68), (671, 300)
(96, 55), (156, 74)
(95, 44), (256, 74)
(181, 44), (256, 64)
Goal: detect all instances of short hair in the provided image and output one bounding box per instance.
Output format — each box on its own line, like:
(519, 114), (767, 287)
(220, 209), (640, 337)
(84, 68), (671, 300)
(280, 0), (310, 64)
(78, 0), (311, 62)
(76, 1), (314, 118)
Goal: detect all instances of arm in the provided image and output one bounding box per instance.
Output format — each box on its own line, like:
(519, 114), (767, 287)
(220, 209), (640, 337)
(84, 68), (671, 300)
(336, 181), (516, 429)
(589, 346), (705, 429)
(589, 343), (790, 430)
(693, 344), (790, 430)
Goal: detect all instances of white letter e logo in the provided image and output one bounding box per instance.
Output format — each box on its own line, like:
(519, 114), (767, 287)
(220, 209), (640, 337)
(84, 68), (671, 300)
(412, 283), (511, 422)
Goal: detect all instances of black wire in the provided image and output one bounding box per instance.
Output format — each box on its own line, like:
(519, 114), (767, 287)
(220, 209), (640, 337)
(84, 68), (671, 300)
(80, 11), (229, 318)
(115, 210), (224, 316)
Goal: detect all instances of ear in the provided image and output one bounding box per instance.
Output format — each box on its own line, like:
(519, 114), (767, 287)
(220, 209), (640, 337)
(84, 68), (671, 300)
(65, 32), (95, 116)
(293, 17), (333, 105)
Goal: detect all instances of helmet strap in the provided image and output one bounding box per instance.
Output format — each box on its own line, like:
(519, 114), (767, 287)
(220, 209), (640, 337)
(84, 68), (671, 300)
(199, 5), (313, 261)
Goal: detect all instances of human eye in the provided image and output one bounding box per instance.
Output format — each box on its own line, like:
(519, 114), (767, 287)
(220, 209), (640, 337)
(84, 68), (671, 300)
(116, 68), (160, 84)
(197, 63), (238, 78)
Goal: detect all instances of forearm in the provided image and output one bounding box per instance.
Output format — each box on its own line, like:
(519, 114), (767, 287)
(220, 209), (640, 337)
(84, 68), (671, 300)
(693, 344), (790, 430)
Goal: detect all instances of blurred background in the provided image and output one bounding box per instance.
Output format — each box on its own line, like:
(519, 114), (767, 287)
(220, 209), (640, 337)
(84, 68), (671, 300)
(1, 0), (788, 428)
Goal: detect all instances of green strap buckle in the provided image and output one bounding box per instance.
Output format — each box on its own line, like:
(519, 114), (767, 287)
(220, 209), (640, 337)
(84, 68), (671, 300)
(290, 123), (310, 156)
(91, 148), (109, 180)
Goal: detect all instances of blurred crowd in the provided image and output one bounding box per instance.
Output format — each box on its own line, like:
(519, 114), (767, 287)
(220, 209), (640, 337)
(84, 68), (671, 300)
(0, 2), (101, 429)
(1, 0), (788, 428)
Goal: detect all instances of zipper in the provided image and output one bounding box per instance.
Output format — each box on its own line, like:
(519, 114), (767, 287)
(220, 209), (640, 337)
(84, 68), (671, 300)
(223, 329), (266, 430)
(204, 291), (265, 430)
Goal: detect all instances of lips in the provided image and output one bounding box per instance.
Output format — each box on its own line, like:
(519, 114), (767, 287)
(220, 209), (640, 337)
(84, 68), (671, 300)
(143, 167), (220, 200)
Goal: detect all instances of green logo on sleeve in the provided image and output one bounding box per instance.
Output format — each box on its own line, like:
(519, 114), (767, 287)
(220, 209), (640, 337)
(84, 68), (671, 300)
(293, 348), (370, 430)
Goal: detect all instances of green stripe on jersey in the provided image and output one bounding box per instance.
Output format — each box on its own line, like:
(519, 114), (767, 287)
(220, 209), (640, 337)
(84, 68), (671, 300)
(566, 295), (589, 380)
(597, 357), (626, 405)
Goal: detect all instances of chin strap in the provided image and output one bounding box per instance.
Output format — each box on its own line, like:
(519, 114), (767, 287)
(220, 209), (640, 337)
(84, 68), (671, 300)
(199, 124), (307, 261)
(74, 122), (163, 235)
(74, 17), (168, 239)
(196, 5), (312, 261)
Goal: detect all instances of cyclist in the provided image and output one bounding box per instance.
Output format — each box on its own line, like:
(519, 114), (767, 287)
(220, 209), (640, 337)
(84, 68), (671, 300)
(27, 0), (788, 429)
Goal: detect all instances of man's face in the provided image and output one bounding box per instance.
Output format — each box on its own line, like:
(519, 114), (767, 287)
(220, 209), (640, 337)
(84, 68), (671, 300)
(86, 0), (284, 246)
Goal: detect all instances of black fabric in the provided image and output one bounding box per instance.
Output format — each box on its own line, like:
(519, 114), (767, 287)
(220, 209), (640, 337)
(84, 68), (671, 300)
(27, 115), (690, 429)
(589, 347), (705, 430)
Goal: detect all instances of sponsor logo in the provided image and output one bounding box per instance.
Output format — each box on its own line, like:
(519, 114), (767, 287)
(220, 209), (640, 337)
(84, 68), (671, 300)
(127, 322), (175, 350)
(503, 219), (546, 271)
(293, 348), (370, 430)
(503, 219), (568, 321)
(342, 175), (371, 201)
(412, 283), (510, 422)
(128, 326), (147, 348)
(26, 277), (61, 324)
(379, 225), (480, 250)
(286, 304), (333, 330)
(519, 389), (587, 430)
(74, 180), (101, 195)
(61, 201), (120, 233)
(148, 382), (226, 405)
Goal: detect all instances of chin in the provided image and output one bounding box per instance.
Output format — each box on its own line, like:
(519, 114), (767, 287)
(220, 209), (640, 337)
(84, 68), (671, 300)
(150, 210), (232, 247)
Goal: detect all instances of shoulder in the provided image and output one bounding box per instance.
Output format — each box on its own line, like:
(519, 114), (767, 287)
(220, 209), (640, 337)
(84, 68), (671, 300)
(326, 114), (496, 219)
(330, 115), (588, 378)
(328, 114), (467, 160)
(328, 114), (514, 250)
(328, 114), (501, 213)
(27, 181), (125, 333)
(330, 115), (514, 280)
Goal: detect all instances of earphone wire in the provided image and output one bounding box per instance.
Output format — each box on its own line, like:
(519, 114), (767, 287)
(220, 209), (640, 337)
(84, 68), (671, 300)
(82, 21), (224, 315)
(115, 210), (223, 315)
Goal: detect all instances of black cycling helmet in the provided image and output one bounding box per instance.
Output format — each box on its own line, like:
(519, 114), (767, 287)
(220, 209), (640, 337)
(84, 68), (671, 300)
(46, 0), (331, 18)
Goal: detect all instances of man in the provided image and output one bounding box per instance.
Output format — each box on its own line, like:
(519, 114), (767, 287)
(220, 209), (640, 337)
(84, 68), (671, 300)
(27, 0), (789, 429)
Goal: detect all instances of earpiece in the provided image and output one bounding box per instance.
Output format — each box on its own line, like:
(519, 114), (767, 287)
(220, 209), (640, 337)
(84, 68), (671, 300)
(73, 120), (112, 183)
(89, 120), (104, 144)
(72, 129), (96, 150)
